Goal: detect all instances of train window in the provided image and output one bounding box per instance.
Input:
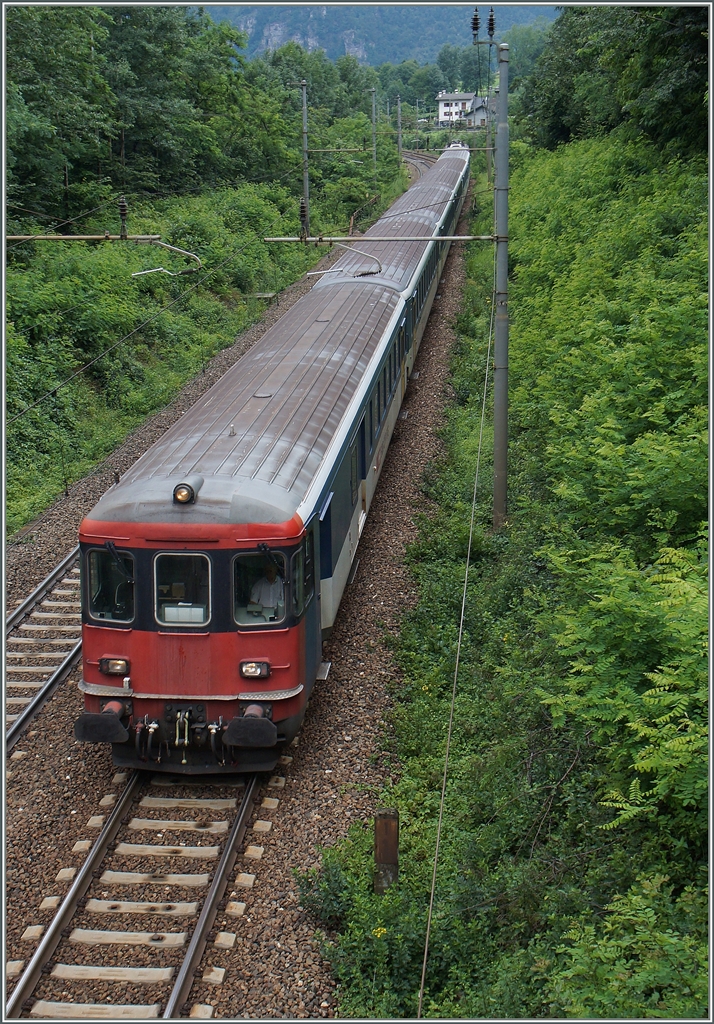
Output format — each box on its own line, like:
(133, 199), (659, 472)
(87, 549), (134, 623)
(155, 553), (210, 626)
(291, 533), (315, 618)
(233, 552), (286, 626)
(368, 400), (373, 452)
(376, 381), (381, 428)
(383, 367), (388, 411)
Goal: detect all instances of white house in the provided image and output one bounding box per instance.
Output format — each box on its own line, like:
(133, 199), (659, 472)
(436, 91), (489, 128)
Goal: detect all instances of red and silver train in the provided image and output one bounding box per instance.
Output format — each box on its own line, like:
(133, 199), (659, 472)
(74, 145), (470, 773)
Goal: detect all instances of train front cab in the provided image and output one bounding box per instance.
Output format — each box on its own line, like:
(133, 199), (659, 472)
(75, 518), (323, 773)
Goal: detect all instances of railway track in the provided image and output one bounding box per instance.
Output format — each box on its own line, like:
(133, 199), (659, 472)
(6, 765), (291, 1019)
(402, 150), (439, 180)
(5, 546), (83, 749)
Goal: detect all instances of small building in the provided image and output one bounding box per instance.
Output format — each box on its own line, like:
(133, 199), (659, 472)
(436, 91), (489, 128)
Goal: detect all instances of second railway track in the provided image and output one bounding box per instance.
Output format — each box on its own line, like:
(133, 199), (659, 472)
(5, 547), (83, 748)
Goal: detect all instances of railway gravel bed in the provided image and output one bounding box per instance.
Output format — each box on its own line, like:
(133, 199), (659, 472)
(5, 194), (470, 1017)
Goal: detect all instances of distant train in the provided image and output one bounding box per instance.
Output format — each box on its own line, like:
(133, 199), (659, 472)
(75, 145), (471, 773)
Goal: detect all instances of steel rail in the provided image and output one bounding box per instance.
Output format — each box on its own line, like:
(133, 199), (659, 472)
(5, 771), (143, 1019)
(5, 638), (83, 750)
(5, 545), (80, 634)
(162, 773), (258, 1018)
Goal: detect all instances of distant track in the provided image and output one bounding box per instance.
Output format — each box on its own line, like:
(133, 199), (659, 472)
(402, 150), (439, 180)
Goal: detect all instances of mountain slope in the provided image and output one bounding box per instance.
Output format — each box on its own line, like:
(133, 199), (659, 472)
(206, 4), (556, 65)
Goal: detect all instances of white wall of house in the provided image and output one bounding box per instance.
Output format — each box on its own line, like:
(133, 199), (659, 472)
(436, 92), (489, 127)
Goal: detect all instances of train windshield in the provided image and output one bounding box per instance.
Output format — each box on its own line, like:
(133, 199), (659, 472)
(155, 553), (210, 626)
(87, 549), (135, 622)
(233, 552), (287, 626)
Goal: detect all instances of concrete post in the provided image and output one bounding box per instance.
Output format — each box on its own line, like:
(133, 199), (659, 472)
(493, 44), (509, 529)
(397, 95), (402, 160)
(371, 87), (377, 180)
(301, 80), (310, 237)
(374, 809), (399, 893)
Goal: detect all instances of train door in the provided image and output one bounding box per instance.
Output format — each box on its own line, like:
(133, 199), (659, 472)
(300, 518), (321, 698)
(318, 491), (333, 638)
(357, 415), (367, 535)
(399, 320), (407, 399)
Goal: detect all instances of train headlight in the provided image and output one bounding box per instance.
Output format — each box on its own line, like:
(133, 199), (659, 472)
(173, 483), (195, 504)
(172, 474), (204, 505)
(99, 658), (130, 676)
(240, 661), (271, 679)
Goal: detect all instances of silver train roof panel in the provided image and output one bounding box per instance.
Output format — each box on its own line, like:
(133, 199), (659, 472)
(85, 150), (469, 528)
(88, 283), (400, 525)
(314, 148), (470, 292)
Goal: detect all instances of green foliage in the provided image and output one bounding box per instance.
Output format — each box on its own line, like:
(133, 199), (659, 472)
(550, 874), (708, 1018)
(298, 137), (707, 1019)
(519, 7), (708, 155)
(5, 182), (321, 534)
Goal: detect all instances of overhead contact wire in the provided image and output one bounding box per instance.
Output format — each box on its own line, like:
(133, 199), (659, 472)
(416, 223), (497, 1020)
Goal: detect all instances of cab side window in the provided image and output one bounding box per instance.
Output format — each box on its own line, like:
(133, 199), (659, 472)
(233, 552), (286, 626)
(87, 549), (135, 623)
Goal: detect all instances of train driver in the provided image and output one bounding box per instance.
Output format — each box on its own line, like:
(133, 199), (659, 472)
(250, 561), (284, 610)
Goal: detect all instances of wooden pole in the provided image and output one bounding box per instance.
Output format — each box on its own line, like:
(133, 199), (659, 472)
(374, 809), (399, 893)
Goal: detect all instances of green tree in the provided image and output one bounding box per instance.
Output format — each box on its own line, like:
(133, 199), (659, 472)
(5, 5), (116, 216)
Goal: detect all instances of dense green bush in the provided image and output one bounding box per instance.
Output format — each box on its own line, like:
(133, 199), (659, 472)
(300, 137), (707, 1018)
(5, 182), (318, 533)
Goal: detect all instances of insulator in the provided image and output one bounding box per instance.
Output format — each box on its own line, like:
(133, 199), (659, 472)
(471, 9), (480, 35)
(118, 195), (128, 217)
(488, 7), (495, 38)
(299, 198), (307, 225)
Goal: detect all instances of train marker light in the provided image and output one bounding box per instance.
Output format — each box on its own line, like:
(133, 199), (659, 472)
(240, 661), (271, 679)
(99, 658), (130, 676)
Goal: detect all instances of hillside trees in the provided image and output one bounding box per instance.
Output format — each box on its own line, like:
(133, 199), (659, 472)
(519, 6), (708, 154)
(5, 4), (297, 220)
(6, 5), (116, 217)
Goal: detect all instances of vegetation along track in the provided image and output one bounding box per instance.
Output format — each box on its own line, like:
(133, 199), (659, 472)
(5, 187), (471, 1018)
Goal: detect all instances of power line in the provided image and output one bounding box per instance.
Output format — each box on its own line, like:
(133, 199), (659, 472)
(5, 195), (123, 252)
(416, 222), (496, 1021)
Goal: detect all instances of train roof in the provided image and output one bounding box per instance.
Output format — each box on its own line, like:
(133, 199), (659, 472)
(83, 150), (469, 532)
(313, 147), (470, 292)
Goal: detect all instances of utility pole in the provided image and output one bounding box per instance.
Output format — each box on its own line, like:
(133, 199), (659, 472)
(370, 87), (377, 181)
(397, 95), (402, 161)
(301, 79), (310, 237)
(492, 43), (509, 529)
